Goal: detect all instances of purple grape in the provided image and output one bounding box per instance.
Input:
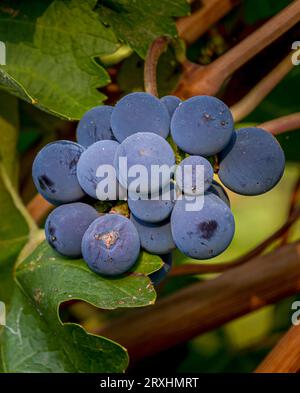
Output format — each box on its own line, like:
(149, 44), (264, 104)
(111, 92), (170, 142)
(218, 127), (285, 195)
(175, 155), (214, 195)
(171, 96), (234, 156)
(45, 203), (99, 257)
(131, 214), (176, 254)
(32, 140), (85, 205)
(160, 95), (181, 117)
(82, 214), (140, 276)
(171, 193), (235, 259)
(76, 106), (115, 148)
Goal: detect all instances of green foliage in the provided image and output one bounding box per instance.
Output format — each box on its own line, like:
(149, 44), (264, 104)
(243, 0), (293, 24)
(1, 243), (162, 372)
(0, 102), (163, 370)
(0, 222), (162, 373)
(1, 287), (128, 372)
(0, 0), (188, 119)
(16, 241), (162, 312)
(0, 0), (299, 373)
(0, 191), (27, 302)
(0, 81), (163, 372)
(97, 0), (189, 58)
(224, 308), (273, 349)
(0, 0), (118, 120)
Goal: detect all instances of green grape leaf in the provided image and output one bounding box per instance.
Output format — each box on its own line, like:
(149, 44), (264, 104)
(1, 287), (128, 372)
(134, 251), (164, 275)
(0, 103), (162, 371)
(97, 0), (190, 58)
(15, 241), (162, 312)
(1, 242), (162, 372)
(0, 163), (39, 304)
(0, 0), (119, 120)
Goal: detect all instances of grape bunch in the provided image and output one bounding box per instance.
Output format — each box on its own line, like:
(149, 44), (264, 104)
(32, 92), (285, 283)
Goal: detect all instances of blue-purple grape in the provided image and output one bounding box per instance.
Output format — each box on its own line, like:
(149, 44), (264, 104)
(128, 184), (175, 223)
(111, 92), (170, 142)
(76, 106), (115, 148)
(171, 193), (235, 259)
(77, 140), (120, 200)
(82, 214), (140, 276)
(114, 132), (175, 195)
(149, 253), (172, 285)
(171, 96), (234, 156)
(160, 95), (181, 117)
(45, 203), (98, 257)
(131, 214), (176, 254)
(32, 140), (85, 205)
(208, 180), (230, 207)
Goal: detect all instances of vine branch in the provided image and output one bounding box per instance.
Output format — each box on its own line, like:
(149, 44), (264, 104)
(231, 54), (294, 122)
(174, 0), (300, 98)
(260, 113), (300, 135)
(256, 326), (300, 373)
(144, 36), (169, 97)
(177, 0), (240, 45)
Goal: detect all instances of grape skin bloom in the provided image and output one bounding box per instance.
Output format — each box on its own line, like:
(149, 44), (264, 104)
(218, 127), (285, 195)
(45, 203), (99, 257)
(171, 95), (234, 156)
(160, 95), (181, 117)
(111, 92), (170, 142)
(208, 180), (230, 207)
(32, 140), (85, 205)
(175, 155), (214, 195)
(131, 214), (176, 255)
(171, 193), (235, 259)
(114, 132), (175, 195)
(82, 214), (140, 276)
(77, 140), (120, 200)
(128, 183), (176, 223)
(149, 253), (173, 285)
